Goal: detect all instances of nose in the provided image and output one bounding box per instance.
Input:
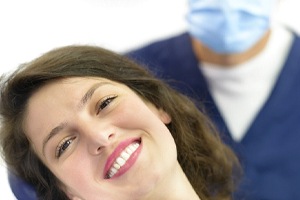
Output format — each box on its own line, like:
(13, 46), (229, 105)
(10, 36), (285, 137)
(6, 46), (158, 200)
(89, 132), (115, 155)
(79, 120), (116, 155)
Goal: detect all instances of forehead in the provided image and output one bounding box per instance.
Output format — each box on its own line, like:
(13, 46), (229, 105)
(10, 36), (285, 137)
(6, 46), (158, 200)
(26, 77), (127, 113)
(30, 77), (121, 101)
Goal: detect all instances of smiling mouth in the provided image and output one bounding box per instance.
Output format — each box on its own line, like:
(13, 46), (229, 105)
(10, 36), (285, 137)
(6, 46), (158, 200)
(105, 140), (141, 179)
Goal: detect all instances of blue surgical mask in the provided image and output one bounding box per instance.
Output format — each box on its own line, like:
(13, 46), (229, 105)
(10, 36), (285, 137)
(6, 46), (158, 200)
(186, 0), (277, 53)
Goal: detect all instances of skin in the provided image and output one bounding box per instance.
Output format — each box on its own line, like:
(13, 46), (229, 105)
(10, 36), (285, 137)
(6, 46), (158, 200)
(23, 77), (200, 200)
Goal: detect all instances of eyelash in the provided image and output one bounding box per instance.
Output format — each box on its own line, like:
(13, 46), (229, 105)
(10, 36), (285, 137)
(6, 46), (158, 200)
(56, 136), (76, 158)
(97, 95), (117, 114)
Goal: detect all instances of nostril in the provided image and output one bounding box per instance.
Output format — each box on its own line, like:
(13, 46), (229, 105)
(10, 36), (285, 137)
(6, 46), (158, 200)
(90, 132), (115, 155)
(108, 133), (115, 140)
(97, 146), (103, 152)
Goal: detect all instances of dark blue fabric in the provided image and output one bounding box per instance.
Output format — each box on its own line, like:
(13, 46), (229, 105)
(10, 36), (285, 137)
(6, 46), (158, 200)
(8, 171), (37, 200)
(126, 32), (300, 200)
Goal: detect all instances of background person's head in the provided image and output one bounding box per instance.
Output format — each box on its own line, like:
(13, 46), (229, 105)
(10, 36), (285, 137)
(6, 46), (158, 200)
(186, 0), (278, 54)
(186, 0), (279, 65)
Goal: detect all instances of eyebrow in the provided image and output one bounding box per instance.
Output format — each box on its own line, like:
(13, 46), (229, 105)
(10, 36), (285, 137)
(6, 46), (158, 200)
(78, 82), (105, 110)
(42, 122), (67, 156)
(42, 82), (110, 156)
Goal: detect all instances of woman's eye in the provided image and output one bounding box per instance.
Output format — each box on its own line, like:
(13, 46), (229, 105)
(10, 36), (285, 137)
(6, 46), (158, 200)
(56, 136), (76, 158)
(97, 95), (117, 113)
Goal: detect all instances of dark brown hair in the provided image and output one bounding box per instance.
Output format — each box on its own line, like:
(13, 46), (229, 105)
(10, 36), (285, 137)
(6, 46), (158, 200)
(0, 45), (240, 200)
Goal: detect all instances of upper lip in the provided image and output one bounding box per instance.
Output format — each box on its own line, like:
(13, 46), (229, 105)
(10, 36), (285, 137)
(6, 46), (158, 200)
(103, 137), (141, 178)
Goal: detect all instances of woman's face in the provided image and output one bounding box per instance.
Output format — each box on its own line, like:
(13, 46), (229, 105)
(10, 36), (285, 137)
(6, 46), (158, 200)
(24, 77), (177, 200)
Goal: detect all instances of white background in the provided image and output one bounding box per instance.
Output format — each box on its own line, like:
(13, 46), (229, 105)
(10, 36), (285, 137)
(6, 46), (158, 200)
(0, 0), (299, 199)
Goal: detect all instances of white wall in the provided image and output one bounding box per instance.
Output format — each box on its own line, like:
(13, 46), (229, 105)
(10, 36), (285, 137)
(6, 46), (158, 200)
(0, 0), (188, 75)
(0, 0), (299, 75)
(0, 0), (299, 199)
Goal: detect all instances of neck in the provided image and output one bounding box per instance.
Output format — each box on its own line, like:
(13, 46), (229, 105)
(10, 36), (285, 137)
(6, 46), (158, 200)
(144, 163), (200, 200)
(191, 30), (271, 67)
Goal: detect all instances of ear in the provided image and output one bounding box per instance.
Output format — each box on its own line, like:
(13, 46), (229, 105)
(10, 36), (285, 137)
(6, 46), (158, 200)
(158, 108), (171, 124)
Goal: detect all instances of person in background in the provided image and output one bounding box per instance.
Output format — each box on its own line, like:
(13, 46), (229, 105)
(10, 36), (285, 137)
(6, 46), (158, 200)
(126, 0), (300, 199)
(0, 45), (240, 200)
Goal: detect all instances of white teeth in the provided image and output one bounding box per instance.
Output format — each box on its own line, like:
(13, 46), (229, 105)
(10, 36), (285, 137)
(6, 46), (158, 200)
(110, 167), (118, 174)
(106, 142), (140, 179)
(129, 144), (138, 152)
(113, 163), (121, 170)
(126, 148), (133, 154)
(116, 157), (126, 167)
(121, 151), (130, 160)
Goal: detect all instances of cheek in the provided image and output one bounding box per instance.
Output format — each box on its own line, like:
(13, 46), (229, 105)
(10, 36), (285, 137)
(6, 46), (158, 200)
(54, 158), (97, 198)
(111, 100), (161, 130)
(114, 100), (175, 149)
(58, 163), (117, 200)
(51, 146), (96, 184)
(56, 158), (90, 184)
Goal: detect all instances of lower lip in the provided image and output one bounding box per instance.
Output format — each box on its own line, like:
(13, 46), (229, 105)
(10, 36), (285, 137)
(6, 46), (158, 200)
(109, 141), (142, 179)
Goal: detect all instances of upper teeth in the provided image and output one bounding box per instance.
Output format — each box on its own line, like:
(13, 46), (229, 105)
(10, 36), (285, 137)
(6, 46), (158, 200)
(106, 142), (140, 179)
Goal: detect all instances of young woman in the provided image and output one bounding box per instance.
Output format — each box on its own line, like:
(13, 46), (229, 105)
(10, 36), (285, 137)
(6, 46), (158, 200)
(0, 45), (240, 200)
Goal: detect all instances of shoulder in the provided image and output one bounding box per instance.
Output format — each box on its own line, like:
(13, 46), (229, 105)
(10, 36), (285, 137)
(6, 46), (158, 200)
(124, 32), (191, 64)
